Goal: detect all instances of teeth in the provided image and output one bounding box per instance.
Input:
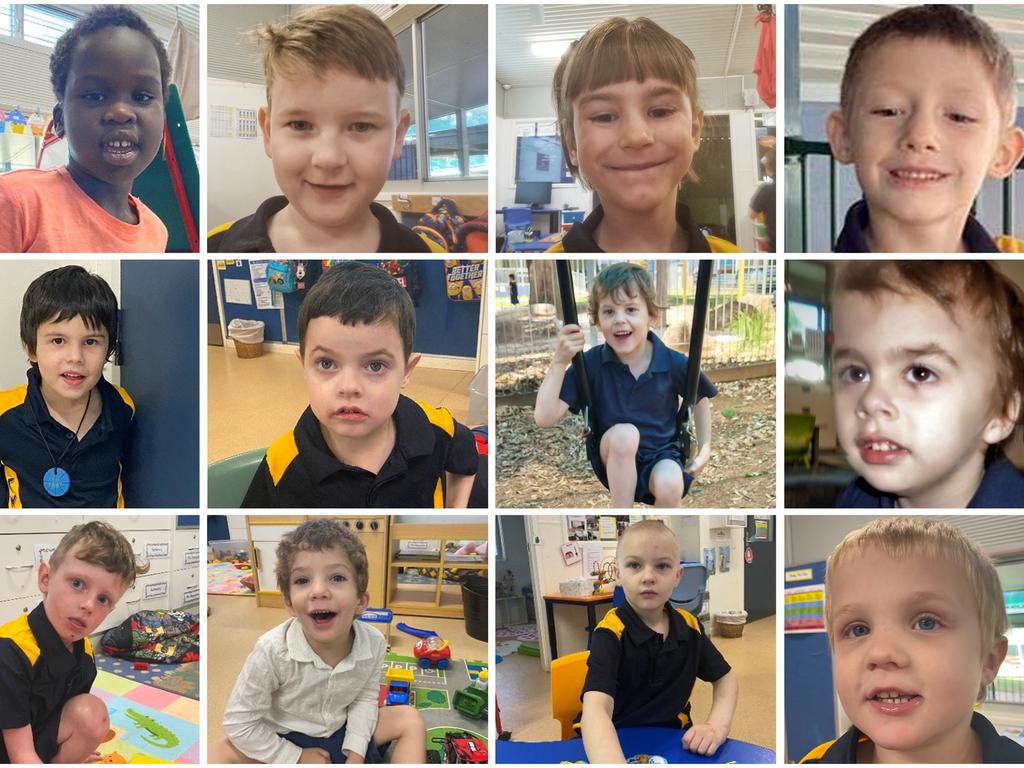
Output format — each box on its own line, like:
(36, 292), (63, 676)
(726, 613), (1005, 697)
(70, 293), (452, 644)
(894, 170), (942, 181)
(875, 692), (914, 703)
(868, 441), (899, 452)
(106, 140), (134, 148)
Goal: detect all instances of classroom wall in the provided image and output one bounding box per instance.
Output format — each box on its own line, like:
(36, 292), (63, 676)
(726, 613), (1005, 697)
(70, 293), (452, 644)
(498, 515), (533, 597)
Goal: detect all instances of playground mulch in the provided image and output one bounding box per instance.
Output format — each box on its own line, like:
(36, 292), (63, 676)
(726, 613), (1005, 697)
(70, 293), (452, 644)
(496, 376), (775, 509)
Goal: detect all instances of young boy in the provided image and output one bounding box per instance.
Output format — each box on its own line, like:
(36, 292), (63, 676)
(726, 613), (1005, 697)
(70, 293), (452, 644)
(546, 16), (742, 254)
(242, 262), (478, 507)
(832, 261), (1024, 508)
(580, 520), (738, 762)
(208, 5), (443, 254)
(826, 5), (1024, 253)
(214, 519), (425, 764)
(802, 517), (1024, 763)
(0, 266), (135, 508)
(535, 262), (715, 507)
(0, 520), (148, 763)
(0, 6), (169, 253)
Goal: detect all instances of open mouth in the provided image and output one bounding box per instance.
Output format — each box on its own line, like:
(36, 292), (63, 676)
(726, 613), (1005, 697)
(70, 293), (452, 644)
(612, 330), (632, 339)
(102, 139), (139, 165)
(334, 406), (368, 421)
(888, 168), (948, 186)
(68, 617), (87, 632)
(858, 437), (909, 465)
(61, 372), (87, 386)
(309, 610), (337, 628)
(868, 689), (922, 714)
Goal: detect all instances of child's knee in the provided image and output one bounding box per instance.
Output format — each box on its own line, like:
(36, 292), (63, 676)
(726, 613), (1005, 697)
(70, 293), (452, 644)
(650, 464), (684, 500)
(61, 693), (109, 744)
(391, 705), (425, 736)
(604, 423), (640, 457)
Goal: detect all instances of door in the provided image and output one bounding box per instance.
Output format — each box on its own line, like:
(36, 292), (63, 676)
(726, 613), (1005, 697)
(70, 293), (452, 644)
(743, 515), (775, 621)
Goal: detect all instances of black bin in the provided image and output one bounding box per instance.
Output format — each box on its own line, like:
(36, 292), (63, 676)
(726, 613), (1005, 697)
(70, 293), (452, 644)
(461, 574), (488, 642)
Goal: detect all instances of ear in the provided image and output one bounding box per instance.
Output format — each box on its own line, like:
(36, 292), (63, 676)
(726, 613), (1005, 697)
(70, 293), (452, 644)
(258, 106), (272, 158)
(980, 635), (1008, 690)
(355, 590), (370, 616)
(401, 353), (421, 387)
(52, 103), (65, 139)
(295, 347), (303, 365)
(38, 561), (50, 595)
(983, 392), (1022, 445)
(690, 106), (704, 151)
(826, 109), (854, 165)
(284, 597), (296, 618)
(987, 125), (1024, 180)
(672, 564), (683, 587)
(23, 342), (37, 365)
(392, 108), (412, 162)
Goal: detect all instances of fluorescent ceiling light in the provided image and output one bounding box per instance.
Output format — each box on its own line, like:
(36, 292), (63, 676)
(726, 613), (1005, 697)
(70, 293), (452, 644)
(531, 40), (572, 58)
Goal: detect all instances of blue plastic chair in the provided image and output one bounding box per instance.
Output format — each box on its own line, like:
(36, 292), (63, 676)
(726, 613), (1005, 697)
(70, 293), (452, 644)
(611, 561), (708, 614)
(500, 207), (534, 252)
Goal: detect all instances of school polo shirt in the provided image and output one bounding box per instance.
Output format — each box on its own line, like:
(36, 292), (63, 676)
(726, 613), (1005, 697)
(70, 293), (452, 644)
(833, 199), (1007, 253)
(207, 197), (442, 253)
(0, 368), (134, 508)
(836, 458), (1024, 509)
(558, 331), (717, 463)
(0, 602), (97, 763)
(580, 601), (731, 730)
(242, 395), (478, 508)
(800, 711), (1024, 763)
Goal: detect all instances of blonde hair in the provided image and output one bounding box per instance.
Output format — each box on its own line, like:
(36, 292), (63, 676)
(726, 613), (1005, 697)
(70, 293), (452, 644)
(49, 521), (149, 587)
(250, 5), (403, 108)
(552, 17), (700, 183)
(825, 518), (1007, 680)
(616, 519), (680, 562)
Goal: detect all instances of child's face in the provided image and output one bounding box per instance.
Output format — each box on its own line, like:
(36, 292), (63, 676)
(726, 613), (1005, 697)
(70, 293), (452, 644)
(39, 549), (127, 650)
(300, 316), (419, 448)
(285, 546), (368, 656)
(570, 78), (701, 215)
(829, 546), (1004, 761)
(827, 38), (1024, 232)
(596, 287), (653, 359)
(832, 289), (1015, 506)
(259, 67), (410, 231)
(617, 529), (682, 614)
(56, 27), (165, 189)
(27, 314), (109, 408)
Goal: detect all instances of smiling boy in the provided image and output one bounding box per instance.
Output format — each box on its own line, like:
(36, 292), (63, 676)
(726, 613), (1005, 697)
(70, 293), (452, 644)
(0, 521), (148, 763)
(208, 6), (442, 254)
(242, 262), (477, 508)
(215, 520), (425, 763)
(535, 262), (715, 507)
(832, 261), (1024, 508)
(0, 266), (135, 508)
(827, 5), (1024, 253)
(580, 520), (738, 762)
(0, 6), (169, 253)
(546, 17), (742, 254)
(801, 518), (1024, 763)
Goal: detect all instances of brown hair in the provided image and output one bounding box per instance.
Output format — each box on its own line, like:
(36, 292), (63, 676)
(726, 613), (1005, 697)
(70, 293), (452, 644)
(825, 517), (1006, 699)
(839, 5), (1017, 123)
(553, 17), (700, 182)
(250, 5), (403, 109)
(588, 262), (661, 326)
(48, 521), (149, 587)
(275, 519), (369, 602)
(834, 261), (1024, 453)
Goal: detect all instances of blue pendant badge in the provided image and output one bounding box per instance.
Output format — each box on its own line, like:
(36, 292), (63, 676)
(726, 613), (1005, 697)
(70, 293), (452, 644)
(43, 467), (71, 497)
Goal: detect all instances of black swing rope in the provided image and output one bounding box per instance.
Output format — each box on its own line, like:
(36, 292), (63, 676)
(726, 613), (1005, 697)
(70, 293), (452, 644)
(555, 260), (596, 437)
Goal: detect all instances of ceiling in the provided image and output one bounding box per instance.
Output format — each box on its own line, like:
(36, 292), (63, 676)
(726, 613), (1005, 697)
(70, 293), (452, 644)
(496, 4), (767, 89)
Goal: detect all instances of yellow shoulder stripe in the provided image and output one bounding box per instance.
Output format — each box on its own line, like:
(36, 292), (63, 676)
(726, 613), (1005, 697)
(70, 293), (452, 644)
(114, 385), (136, 415)
(208, 220), (236, 238)
(415, 401), (455, 437)
(84, 636), (94, 658)
(545, 241), (566, 253)
(595, 608), (625, 639)
(995, 234), (1024, 253)
(707, 235), (743, 253)
(0, 614), (40, 666)
(420, 234), (447, 253)
(0, 385), (28, 419)
(265, 431), (299, 486)
(800, 739), (837, 763)
(433, 478), (444, 508)
(4, 464), (22, 508)
(675, 608), (701, 633)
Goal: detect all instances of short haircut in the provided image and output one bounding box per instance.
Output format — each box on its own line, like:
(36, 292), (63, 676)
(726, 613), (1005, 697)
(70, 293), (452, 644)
(298, 262), (416, 359)
(553, 17), (699, 182)
(275, 519), (369, 603)
(21, 265), (119, 363)
(50, 5), (171, 101)
(616, 519), (680, 562)
(250, 5), (403, 109)
(589, 262), (661, 326)
(839, 5), (1017, 122)
(834, 261), (1024, 454)
(49, 520), (150, 588)
(825, 517), (1006, 698)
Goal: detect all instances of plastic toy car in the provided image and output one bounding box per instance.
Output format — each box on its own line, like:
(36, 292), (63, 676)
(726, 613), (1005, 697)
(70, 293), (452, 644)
(627, 755), (667, 764)
(439, 732), (487, 764)
(414, 636), (451, 669)
(452, 686), (487, 719)
(386, 679), (411, 706)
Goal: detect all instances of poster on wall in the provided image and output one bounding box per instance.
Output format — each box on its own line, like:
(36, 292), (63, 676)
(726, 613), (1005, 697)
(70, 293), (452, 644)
(567, 516), (587, 541)
(444, 259), (484, 301)
(703, 547), (716, 575)
(248, 260), (283, 310)
(785, 584), (826, 632)
(718, 545), (731, 573)
(561, 542), (581, 566)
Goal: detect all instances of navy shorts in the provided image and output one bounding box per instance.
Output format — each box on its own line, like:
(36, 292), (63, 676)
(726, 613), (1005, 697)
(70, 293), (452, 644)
(281, 724), (386, 764)
(587, 438), (693, 505)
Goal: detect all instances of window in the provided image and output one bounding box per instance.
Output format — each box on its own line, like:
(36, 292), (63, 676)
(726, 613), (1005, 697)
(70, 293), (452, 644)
(514, 121), (574, 184)
(388, 26), (417, 181)
(0, 5), (14, 37)
(22, 5), (74, 47)
(785, 300), (828, 383)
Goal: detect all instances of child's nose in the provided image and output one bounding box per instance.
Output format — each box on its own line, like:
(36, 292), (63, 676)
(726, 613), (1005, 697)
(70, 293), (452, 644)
(855, 377), (896, 421)
(335, 368), (361, 396)
(618, 112), (654, 149)
(103, 100), (137, 124)
(311, 134), (347, 170)
(864, 628), (911, 669)
(901, 110), (939, 153)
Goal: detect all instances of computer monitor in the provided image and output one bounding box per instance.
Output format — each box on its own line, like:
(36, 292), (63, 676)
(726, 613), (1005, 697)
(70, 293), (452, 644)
(515, 181), (552, 208)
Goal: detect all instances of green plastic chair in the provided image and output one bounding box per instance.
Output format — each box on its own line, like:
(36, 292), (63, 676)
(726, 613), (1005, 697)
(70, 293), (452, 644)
(784, 413), (817, 468)
(207, 449), (265, 508)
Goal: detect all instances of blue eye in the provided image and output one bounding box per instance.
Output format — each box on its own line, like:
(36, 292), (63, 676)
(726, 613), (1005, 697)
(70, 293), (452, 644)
(71, 578), (83, 589)
(293, 576), (309, 586)
(915, 616), (940, 631)
(845, 623), (870, 638)
(316, 359), (335, 371)
(351, 122), (376, 133)
(331, 574), (347, 583)
(366, 360), (387, 374)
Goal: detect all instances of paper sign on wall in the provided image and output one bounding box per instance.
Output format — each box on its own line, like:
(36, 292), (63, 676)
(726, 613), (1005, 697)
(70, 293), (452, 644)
(34, 544), (56, 567)
(183, 584), (200, 604)
(145, 542), (169, 558)
(145, 581), (168, 599)
(184, 548), (200, 566)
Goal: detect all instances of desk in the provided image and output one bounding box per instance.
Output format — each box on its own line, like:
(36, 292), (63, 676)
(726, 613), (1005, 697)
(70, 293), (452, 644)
(495, 726), (776, 763)
(543, 592), (614, 660)
(497, 206), (565, 235)
(510, 240), (555, 252)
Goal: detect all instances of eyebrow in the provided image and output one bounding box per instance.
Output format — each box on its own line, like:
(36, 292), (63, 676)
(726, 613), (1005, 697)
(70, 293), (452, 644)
(832, 342), (958, 367)
(41, 330), (106, 338)
(291, 562), (352, 573)
(577, 84), (684, 109)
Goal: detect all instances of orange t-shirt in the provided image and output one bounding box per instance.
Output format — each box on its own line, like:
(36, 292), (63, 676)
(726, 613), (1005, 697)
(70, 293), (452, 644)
(0, 166), (168, 253)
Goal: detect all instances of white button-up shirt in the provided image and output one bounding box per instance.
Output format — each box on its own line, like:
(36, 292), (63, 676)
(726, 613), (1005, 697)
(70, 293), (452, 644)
(222, 617), (385, 763)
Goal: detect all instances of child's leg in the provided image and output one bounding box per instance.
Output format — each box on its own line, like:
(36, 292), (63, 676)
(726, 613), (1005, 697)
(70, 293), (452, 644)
(648, 459), (684, 508)
(599, 424), (640, 507)
(51, 693), (109, 763)
(373, 705), (425, 764)
(208, 735), (259, 763)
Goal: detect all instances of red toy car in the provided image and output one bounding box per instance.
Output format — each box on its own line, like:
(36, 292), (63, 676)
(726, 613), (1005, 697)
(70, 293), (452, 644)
(414, 636), (451, 669)
(440, 732), (487, 764)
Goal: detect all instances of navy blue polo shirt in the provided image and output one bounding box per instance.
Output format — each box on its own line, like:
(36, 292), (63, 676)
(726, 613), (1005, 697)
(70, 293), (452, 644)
(558, 331), (717, 463)
(0, 368), (134, 508)
(836, 458), (1024, 509)
(834, 199), (1001, 253)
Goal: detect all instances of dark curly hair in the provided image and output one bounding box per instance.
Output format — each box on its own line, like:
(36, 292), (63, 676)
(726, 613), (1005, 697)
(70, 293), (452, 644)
(50, 5), (171, 102)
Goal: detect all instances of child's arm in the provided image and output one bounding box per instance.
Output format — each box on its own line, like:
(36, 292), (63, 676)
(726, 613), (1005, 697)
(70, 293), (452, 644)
(443, 419), (480, 509)
(534, 324), (584, 427)
(221, 643), (298, 763)
(687, 396), (713, 475)
(580, 691), (626, 763)
(682, 670), (738, 755)
(340, 634), (386, 762)
(2, 726), (42, 763)
(445, 471), (474, 508)
(240, 456), (276, 508)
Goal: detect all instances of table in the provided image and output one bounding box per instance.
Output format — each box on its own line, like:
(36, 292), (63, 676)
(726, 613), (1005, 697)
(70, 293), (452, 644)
(542, 592), (615, 660)
(495, 726), (775, 764)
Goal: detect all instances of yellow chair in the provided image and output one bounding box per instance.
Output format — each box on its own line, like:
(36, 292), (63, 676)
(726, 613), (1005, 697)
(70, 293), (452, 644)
(550, 651), (590, 739)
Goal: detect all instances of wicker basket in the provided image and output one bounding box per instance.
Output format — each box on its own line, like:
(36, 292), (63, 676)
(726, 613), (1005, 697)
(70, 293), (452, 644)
(234, 340), (263, 359)
(714, 610), (748, 638)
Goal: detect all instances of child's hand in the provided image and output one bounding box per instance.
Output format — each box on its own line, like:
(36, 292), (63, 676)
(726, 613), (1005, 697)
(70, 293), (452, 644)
(344, 752), (365, 764)
(552, 324), (585, 365)
(687, 443), (712, 476)
(298, 746), (331, 763)
(682, 723), (726, 755)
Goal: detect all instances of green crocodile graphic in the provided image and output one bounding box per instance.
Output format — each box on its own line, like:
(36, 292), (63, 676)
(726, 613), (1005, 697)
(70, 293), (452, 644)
(125, 709), (179, 749)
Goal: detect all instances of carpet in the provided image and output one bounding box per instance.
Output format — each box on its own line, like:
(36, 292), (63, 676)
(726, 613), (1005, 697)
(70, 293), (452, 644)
(207, 561), (254, 595)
